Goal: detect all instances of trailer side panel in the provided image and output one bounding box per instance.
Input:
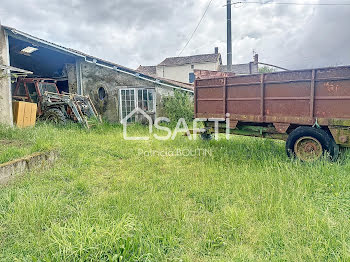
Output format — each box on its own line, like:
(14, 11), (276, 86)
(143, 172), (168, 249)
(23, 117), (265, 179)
(195, 66), (350, 127)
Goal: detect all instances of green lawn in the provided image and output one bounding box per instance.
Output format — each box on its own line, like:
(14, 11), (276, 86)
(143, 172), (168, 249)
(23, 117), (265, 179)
(0, 134), (39, 164)
(0, 123), (349, 261)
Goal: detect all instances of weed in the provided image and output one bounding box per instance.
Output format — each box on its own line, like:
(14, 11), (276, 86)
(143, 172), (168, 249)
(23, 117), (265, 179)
(0, 124), (349, 261)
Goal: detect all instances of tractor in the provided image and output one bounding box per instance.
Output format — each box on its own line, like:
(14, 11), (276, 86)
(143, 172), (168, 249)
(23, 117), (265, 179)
(12, 78), (101, 128)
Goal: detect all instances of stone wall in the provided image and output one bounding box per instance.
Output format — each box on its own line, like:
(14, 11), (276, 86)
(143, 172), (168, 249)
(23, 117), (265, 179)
(79, 62), (175, 123)
(0, 26), (13, 126)
(65, 63), (78, 94)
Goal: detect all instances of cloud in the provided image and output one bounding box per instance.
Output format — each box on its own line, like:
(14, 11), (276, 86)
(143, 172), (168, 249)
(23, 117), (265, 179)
(0, 0), (350, 70)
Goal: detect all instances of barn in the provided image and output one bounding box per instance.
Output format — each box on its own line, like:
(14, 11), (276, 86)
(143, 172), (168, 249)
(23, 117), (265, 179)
(0, 24), (193, 126)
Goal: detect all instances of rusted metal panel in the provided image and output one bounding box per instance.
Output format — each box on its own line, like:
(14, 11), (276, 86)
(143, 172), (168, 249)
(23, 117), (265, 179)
(227, 85), (260, 98)
(260, 74), (265, 121)
(315, 99), (350, 119)
(223, 77), (227, 118)
(196, 86), (223, 99)
(197, 101), (224, 115)
(194, 79), (198, 115)
(226, 74), (261, 86)
(264, 70), (312, 82)
(230, 120), (238, 129)
(316, 66), (350, 79)
(229, 114), (262, 122)
(196, 78), (224, 88)
(265, 100), (309, 117)
(227, 100), (261, 116)
(310, 70), (316, 119)
(265, 82), (310, 98)
(329, 127), (350, 147)
(274, 123), (290, 134)
(195, 65), (350, 129)
(196, 113), (223, 118)
(194, 69), (235, 79)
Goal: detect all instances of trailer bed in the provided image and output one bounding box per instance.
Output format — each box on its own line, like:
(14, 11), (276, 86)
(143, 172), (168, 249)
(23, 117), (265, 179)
(195, 65), (350, 127)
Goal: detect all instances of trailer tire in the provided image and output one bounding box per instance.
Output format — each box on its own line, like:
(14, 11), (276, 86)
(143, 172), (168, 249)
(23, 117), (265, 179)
(44, 108), (66, 125)
(286, 126), (339, 161)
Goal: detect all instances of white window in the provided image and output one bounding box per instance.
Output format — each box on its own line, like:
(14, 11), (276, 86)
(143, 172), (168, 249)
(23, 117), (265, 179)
(119, 88), (156, 122)
(120, 89), (136, 123)
(138, 89), (154, 112)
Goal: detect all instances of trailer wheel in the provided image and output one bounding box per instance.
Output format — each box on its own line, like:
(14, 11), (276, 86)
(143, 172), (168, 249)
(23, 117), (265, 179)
(44, 108), (66, 125)
(286, 126), (339, 161)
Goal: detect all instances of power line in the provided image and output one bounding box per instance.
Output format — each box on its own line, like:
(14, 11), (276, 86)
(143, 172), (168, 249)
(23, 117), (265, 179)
(230, 1), (350, 6)
(178, 0), (214, 56)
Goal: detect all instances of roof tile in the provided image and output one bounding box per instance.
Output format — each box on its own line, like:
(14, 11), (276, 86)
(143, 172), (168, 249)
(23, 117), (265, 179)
(158, 53), (220, 66)
(136, 65), (157, 76)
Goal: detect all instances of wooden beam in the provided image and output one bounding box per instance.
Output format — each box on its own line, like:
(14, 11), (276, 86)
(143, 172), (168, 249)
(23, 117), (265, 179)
(0, 64), (33, 74)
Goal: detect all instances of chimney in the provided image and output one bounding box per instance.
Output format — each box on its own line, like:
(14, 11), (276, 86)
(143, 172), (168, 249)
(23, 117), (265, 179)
(214, 47), (219, 54)
(254, 54), (259, 64)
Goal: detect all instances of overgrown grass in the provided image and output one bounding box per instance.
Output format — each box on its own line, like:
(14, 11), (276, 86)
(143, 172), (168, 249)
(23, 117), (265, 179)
(0, 124), (54, 164)
(0, 123), (349, 261)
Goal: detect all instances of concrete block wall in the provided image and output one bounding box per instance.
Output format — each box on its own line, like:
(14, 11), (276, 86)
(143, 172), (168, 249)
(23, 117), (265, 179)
(0, 25), (13, 126)
(0, 151), (59, 184)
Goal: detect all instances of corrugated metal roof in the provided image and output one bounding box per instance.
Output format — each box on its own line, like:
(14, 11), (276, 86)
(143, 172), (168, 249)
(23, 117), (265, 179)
(3, 25), (193, 92)
(158, 53), (221, 66)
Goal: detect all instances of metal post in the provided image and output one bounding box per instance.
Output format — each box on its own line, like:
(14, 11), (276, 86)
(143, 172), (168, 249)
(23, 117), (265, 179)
(260, 74), (265, 122)
(223, 77), (227, 118)
(75, 60), (83, 95)
(227, 0), (232, 72)
(310, 69), (316, 120)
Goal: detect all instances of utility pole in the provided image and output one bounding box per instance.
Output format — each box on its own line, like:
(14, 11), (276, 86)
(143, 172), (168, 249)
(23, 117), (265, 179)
(227, 0), (232, 72)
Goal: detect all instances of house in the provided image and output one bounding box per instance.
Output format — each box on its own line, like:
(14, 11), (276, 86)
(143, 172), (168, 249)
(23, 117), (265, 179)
(0, 24), (193, 126)
(137, 48), (259, 84)
(155, 48), (222, 84)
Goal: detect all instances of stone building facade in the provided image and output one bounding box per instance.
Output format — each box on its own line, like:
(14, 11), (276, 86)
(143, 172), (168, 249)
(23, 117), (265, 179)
(69, 61), (185, 122)
(0, 25), (193, 126)
(0, 24), (13, 126)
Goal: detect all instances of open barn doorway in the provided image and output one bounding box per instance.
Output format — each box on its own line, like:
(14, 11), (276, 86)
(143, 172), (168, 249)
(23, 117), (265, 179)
(7, 35), (78, 94)
(56, 80), (69, 93)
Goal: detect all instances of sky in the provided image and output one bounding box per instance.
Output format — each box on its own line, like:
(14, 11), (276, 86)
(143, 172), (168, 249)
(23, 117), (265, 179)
(0, 0), (350, 70)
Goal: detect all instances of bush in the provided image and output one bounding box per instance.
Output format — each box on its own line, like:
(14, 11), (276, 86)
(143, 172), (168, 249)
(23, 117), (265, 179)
(163, 90), (194, 124)
(259, 66), (277, 73)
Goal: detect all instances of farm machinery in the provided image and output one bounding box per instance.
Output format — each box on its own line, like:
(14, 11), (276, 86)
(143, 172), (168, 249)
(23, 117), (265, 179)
(12, 78), (101, 128)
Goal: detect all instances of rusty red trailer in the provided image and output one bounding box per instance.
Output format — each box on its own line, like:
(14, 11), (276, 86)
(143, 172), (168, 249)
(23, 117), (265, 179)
(195, 65), (350, 161)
